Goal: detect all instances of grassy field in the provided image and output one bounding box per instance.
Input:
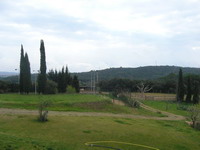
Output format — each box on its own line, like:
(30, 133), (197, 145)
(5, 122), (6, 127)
(0, 94), (164, 117)
(142, 100), (199, 117)
(0, 93), (199, 150)
(0, 114), (200, 150)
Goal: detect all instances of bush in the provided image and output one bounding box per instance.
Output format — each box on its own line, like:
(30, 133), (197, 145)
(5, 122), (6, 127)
(45, 80), (57, 94)
(176, 102), (189, 111)
(38, 100), (51, 122)
(115, 92), (140, 108)
(127, 98), (140, 108)
(188, 106), (200, 128)
(67, 85), (76, 94)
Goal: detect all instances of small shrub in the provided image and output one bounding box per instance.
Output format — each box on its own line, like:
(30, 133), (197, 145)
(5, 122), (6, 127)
(38, 100), (51, 122)
(67, 85), (76, 94)
(177, 103), (188, 111)
(116, 92), (140, 108)
(188, 106), (200, 128)
(127, 98), (140, 108)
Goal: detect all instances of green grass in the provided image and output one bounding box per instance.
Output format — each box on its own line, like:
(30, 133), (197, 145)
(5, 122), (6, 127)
(0, 114), (199, 150)
(0, 94), (164, 117)
(0, 94), (111, 111)
(142, 100), (197, 117)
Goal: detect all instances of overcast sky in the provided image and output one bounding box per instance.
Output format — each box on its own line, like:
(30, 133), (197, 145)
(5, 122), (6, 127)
(0, 0), (200, 73)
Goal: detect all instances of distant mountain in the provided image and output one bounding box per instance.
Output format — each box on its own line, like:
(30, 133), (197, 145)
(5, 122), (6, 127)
(73, 66), (200, 83)
(2, 66), (200, 84)
(0, 72), (18, 77)
(0, 73), (38, 83)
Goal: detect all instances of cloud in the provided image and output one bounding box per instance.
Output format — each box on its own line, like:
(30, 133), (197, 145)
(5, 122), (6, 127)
(0, 0), (200, 72)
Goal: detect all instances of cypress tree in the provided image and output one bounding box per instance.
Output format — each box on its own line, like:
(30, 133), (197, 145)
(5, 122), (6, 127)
(193, 81), (199, 104)
(24, 53), (31, 94)
(57, 71), (62, 93)
(62, 67), (67, 93)
(72, 75), (80, 93)
(20, 45), (25, 94)
(54, 69), (58, 83)
(186, 76), (192, 103)
(176, 69), (184, 102)
(38, 40), (47, 94)
(65, 66), (70, 85)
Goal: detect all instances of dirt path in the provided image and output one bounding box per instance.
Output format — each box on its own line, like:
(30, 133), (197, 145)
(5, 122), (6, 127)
(0, 103), (185, 121)
(111, 99), (185, 120)
(139, 102), (185, 120)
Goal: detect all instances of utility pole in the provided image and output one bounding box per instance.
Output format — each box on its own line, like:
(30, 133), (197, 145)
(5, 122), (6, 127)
(96, 71), (99, 83)
(33, 70), (39, 95)
(15, 69), (20, 94)
(91, 70), (93, 92)
(33, 70), (37, 95)
(96, 70), (99, 93)
(93, 70), (96, 94)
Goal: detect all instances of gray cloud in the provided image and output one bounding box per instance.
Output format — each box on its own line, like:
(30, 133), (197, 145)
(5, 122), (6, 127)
(1, 0), (200, 72)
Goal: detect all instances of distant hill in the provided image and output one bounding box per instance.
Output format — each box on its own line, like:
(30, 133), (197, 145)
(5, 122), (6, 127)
(0, 74), (38, 83)
(1, 66), (200, 84)
(0, 72), (17, 77)
(73, 66), (200, 83)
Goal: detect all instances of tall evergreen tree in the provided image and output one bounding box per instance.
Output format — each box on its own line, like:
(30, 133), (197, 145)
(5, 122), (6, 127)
(65, 66), (70, 85)
(48, 69), (55, 81)
(62, 67), (67, 93)
(72, 75), (80, 93)
(57, 68), (66, 93)
(186, 76), (192, 103)
(57, 71), (63, 93)
(19, 45), (25, 94)
(176, 69), (184, 102)
(193, 81), (199, 104)
(24, 53), (31, 94)
(38, 40), (47, 94)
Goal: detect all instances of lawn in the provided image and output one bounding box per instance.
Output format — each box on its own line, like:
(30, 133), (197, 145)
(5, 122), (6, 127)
(0, 114), (199, 150)
(0, 94), (163, 117)
(142, 100), (198, 117)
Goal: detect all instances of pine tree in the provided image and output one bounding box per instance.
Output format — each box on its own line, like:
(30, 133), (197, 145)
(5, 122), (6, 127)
(72, 75), (80, 93)
(193, 81), (199, 104)
(24, 53), (31, 94)
(186, 76), (192, 103)
(19, 45), (25, 94)
(38, 40), (47, 94)
(176, 69), (184, 102)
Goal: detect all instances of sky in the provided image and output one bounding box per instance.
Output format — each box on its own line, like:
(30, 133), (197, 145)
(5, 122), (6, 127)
(0, 0), (200, 73)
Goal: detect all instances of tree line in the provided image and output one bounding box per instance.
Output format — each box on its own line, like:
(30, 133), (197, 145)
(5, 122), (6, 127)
(48, 67), (80, 93)
(177, 69), (199, 104)
(19, 39), (80, 94)
(99, 69), (199, 104)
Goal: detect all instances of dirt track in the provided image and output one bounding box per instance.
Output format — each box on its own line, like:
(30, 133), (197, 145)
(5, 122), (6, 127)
(0, 102), (185, 121)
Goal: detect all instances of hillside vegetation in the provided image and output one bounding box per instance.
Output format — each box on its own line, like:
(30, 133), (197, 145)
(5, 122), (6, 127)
(1, 66), (200, 84)
(73, 66), (200, 83)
